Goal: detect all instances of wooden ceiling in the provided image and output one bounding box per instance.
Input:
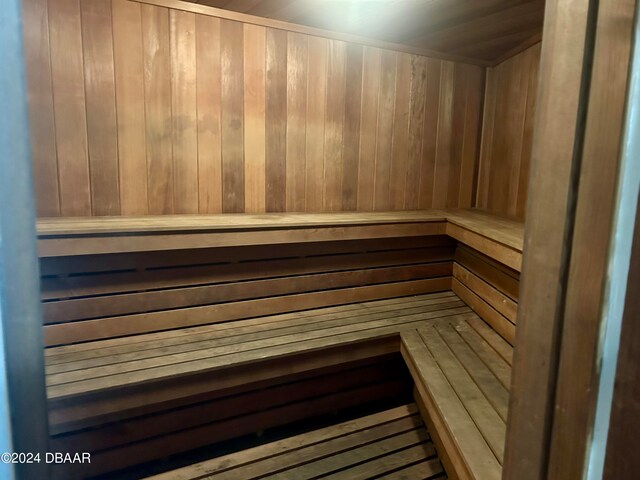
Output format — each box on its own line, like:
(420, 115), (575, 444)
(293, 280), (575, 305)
(192, 0), (546, 64)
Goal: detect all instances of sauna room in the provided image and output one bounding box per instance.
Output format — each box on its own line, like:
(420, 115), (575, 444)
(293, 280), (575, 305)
(0, 0), (638, 478)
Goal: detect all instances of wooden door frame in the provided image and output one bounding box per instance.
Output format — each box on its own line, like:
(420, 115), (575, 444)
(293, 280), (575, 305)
(503, 0), (639, 479)
(0, 0), (51, 478)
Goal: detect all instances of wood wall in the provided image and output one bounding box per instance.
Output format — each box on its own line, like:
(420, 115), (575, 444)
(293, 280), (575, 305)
(476, 43), (541, 220)
(22, 0), (485, 217)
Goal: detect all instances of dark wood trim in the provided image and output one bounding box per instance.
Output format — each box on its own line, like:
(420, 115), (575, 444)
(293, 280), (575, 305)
(504, 0), (638, 478)
(548, 0), (638, 476)
(133, 0), (492, 67)
(503, 0), (597, 477)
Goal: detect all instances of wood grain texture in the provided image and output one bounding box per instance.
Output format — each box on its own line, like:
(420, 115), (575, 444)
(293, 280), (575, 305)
(81, 0), (120, 215)
(285, 32), (307, 212)
(48, 0), (91, 216)
(220, 19), (245, 213)
(243, 24), (266, 213)
(476, 43), (541, 220)
(178, 0), (544, 64)
(25, 0), (485, 217)
(142, 4), (173, 214)
(112, 0), (148, 214)
(170, 9), (199, 213)
(22, 0), (60, 217)
(196, 15), (222, 213)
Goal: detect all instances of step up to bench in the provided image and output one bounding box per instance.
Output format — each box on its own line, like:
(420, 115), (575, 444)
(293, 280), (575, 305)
(147, 403), (446, 480)
(402, 314), (513, 480)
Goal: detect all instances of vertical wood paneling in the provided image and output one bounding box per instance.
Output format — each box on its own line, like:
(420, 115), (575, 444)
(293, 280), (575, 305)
(80, 0), (120, 216)
(373, 49), (397, 211)
(447, 64), (467, 207)
(418, 58), (441, 209)
(22, 0), (60, 217)
(113, 0), (148, 214)
(404, 55), (427, 209)
(516, 43), (540, 218)
(195, 15), (222, 213)
(48, 0), (91, 216)
(357, 46), (381, 211)
(305, 36), (328, 212)
(285, 32), (307, 212)
(220, 19), (245, 213)
(265, 28), (287, 212)
(458, 64), (484, 208)
(342, 43), (363, 211)
(432, 61), (454, 208)
(389, 53), (411, 209)
(323, 40), (347, 212)
(243, 24), (266, 213)
(171, 10), (198, 213)
(26, 0), (487, 217)
(142, 4), (172, 214)
(477, 43), (540, 220)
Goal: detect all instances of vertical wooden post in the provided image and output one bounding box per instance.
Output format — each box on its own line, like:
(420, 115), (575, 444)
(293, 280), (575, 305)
(504, 0), (638, 479)
(0, 0), (50, 478)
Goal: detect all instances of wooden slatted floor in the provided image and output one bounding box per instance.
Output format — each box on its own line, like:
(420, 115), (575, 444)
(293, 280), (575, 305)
(402, 314), (513, 480)
(46, 292), (474, 402)
(147, 403), (446, 480)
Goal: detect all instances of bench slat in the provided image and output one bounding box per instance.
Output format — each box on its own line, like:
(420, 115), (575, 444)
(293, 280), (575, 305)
(418, 325), (507, 462)
(402, 329), (502, 480)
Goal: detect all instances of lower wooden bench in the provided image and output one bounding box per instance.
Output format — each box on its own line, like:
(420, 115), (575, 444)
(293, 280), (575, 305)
(401, 314), (512, 480)
(47, 292), (472, 478)
(147, 403), (446, 480)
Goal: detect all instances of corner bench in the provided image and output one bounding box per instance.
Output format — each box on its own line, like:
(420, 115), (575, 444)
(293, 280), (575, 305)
(36, 209), (522, 479)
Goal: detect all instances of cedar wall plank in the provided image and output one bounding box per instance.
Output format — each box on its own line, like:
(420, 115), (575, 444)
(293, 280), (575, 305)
(476, 43), (541, 220)
(24, 0), (486, 216)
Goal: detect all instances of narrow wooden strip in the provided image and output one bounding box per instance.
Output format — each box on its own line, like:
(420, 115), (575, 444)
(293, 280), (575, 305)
(380, 458), (444, 480)
(455, 245), (520, 301)
(220, 19), (245, 213)
(322, 443), (437, 480)
(453, 263), (517, 322)
(447, 223), (521, 272)
(401, 331), (502, 480)
(44, 278), (452, 346)
(243, 24), (266, 213)
(40, 247), (453, 300)
(142, 4), (173, 214)
(465, 315), (513, 366)
(112, 0), (148, 214)
(196, 15), (222, 213)
(433, 322), (510, 421)
(211, 416), (424, 480)
(43, 263), (452, 323)
(419, 326), (506, 462)
(261, 430), (430, 479)
(453, 279), (515, 345)
(38, 221), (447, 257)
(454, 320), (512, 390)
(45, 293), (456, 362)
(141, 404), (419, 480)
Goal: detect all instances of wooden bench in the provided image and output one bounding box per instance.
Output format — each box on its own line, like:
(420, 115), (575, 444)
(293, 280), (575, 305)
(36, 209), (522, 478)
(402, 314), (512, 480)
(146, 403), (445, 480)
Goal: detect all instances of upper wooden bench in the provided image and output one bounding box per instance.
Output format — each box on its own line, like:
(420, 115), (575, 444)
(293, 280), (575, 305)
(37, 209), (523, 271)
